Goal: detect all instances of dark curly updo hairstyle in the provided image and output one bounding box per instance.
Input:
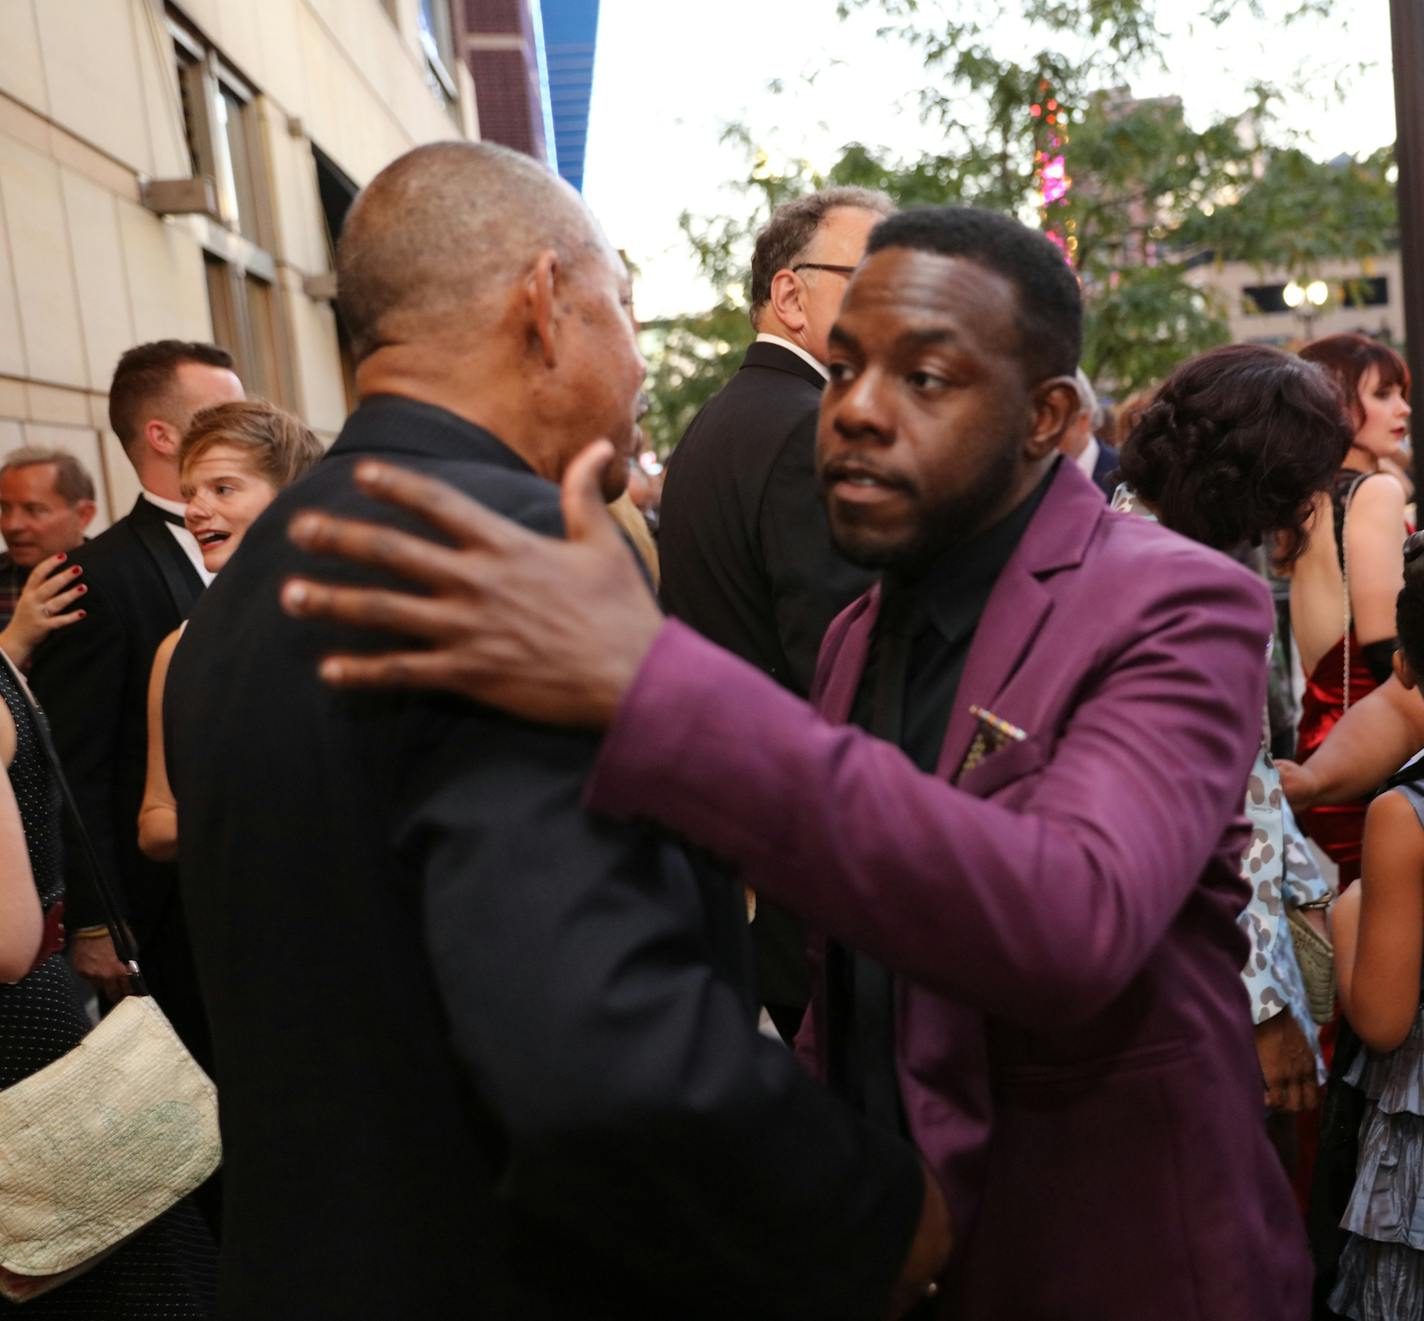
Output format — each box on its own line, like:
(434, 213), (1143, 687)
(1397, 533), (1424, 678)
(1118, 343), (1352, 565)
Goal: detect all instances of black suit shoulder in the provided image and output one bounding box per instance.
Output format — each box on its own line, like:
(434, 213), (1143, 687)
(69, 508), (146, 571)
(658, 345), (872, 695)
(28, 502), (191, 933)
(669, 356), (823, 506)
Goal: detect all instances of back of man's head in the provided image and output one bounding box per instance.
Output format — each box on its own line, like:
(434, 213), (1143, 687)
(109, 340), (236, 451)
(865, 207), (1082, 385)
(748, 186), (895, 328)
(337, 141), (598, 363)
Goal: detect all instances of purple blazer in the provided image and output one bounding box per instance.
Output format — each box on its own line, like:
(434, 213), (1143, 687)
(587, 460), (1309, 1319)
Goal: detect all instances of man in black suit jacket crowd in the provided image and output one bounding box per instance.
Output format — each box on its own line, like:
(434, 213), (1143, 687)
(166, 142), (948, 1319)
(30, 339), (243, 1069)
(658, 187), (891, 1042)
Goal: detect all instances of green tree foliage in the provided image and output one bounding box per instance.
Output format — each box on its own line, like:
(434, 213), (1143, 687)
(642, 0), (1389, 449)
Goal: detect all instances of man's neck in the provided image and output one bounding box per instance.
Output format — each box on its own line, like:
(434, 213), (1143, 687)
(137, 468), (183, 503)
(356, 353), (542, 471)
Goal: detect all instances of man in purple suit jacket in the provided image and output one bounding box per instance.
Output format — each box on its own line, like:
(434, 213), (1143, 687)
(281, 207), (1309, 1319)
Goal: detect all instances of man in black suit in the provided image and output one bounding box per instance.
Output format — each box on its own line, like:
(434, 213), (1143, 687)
(29, 339), (243, 1067)
(165, 142), (948, 1319)
(658, 188), (891, 1041)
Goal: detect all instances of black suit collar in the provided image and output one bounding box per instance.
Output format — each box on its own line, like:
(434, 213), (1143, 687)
(127, 494), (204, 617)
(741, 340), (827, 391)
(138, 494), (186, 527)
(330, 395), (538, 474)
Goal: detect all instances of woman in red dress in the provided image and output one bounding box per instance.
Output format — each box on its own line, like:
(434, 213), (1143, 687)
(1291, 334), (1413, 887)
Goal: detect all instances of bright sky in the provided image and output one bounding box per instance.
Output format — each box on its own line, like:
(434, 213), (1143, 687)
(581, 0), (1398, 320)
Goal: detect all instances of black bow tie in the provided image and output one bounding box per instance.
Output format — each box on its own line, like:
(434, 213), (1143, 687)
(150, 502), (185, 528)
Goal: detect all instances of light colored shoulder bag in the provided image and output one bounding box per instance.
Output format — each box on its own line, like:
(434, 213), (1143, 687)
(0, 657), (220, 1302)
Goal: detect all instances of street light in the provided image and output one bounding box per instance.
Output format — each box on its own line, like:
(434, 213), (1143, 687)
(1283, 278), (1329, 339)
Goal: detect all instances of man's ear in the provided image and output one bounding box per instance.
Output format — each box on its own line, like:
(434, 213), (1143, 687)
(767, 267), (807, 335)
(1394, 648), (1417, 690)
(1026, 376), (1081, 460)
(525, 249), (561, 368)
(144, 417), (180, 460)
(74, 500), (97, 533)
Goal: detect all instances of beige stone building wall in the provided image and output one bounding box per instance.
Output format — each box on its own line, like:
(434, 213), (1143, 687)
(0, 0), (479, 533)
(1186, 253), (1406, 353)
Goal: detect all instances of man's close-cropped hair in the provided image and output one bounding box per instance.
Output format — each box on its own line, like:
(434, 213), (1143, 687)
(0, 447), (96, 505)
(1119, 343), (1353, 565)
(747, 186), (895, 327)
(108, 340), (235, 449)
(866, 206), (1082, 384)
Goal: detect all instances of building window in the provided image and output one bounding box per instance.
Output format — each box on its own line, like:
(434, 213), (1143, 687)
(171, 18), (268, 245)
(1342, 276), (1389, 309)
(170, 11), (289, 405)
(1242, 284), (1290, 316)
(417, 0), (458, 102)
(1243, 275), (1391, 316)
(313, 147), (360, 413)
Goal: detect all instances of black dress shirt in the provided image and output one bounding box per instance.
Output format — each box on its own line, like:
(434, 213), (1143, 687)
(827, 468), (1055, 1130)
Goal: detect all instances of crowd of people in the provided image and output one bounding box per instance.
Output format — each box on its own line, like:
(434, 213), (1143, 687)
(0, 136), (1420, 1319)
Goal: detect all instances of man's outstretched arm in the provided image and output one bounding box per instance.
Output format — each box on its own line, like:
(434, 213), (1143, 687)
(280, 447), (1267, 1027)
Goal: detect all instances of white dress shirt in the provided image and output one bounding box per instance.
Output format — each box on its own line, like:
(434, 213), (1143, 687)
(1074, 436), (1101, 481)
(142, 490), (215, 586)
(755, 333), (829, 382)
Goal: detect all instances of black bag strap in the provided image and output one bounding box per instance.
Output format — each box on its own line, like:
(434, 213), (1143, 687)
(0, 653), (147, 995)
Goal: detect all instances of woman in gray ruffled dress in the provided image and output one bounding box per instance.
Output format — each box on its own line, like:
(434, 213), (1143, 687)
(1330, 531), (1424, 1320)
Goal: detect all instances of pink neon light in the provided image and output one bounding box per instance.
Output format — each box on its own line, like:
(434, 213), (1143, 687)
(1040, 155), (1067, 205)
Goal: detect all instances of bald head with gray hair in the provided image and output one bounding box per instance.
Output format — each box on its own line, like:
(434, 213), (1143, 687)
(337, 141), (602, 362)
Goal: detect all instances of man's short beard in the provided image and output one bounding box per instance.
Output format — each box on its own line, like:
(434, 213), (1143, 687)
(832, 435), (1023, 576)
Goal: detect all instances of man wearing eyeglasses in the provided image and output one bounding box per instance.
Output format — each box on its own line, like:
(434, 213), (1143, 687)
(658, 187), (894, 1044)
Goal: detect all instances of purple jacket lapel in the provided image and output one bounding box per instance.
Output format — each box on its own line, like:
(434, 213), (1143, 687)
(817, 461), (1110, 778)
(936, 460), (1108, 780)
(815, 586), (880, 725)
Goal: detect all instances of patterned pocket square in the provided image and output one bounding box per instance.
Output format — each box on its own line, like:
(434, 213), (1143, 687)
(959, 704), (1028, 776)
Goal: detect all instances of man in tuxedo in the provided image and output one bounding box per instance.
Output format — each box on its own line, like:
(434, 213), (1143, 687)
(660, 187), (890, 1041)
(165, 142), (947, 1319)
(29, 340), (243, 1064)
(0, 447), (98, 628)
(282, 207), (1310, 1318)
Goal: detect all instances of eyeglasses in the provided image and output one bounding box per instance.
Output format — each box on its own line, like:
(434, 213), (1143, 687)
(791, 263), (858, 277)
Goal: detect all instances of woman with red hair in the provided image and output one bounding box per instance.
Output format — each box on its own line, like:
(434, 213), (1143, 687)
(1291, 334), (1413, 887)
